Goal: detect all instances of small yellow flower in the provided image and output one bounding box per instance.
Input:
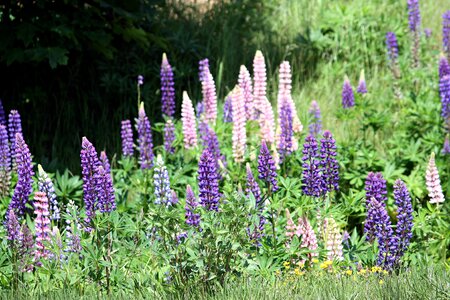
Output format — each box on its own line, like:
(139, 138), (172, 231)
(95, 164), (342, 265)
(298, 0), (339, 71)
(297, 261), (305, 269)
(345, 270), (353, 276)
(379, 280), (384, 285)
(324, 260), (333, 266)
(358, 269), (367, 275)
(382, 270), (389, 275)
(312, 258), (319, 264)
(275, 270), (281, 276)
(294, 268), (304, 276)
(319, 263), (328, 269)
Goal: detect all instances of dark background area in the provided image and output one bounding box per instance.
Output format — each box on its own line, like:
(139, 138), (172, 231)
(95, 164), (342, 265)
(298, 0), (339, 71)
(0, 0), (324, 172)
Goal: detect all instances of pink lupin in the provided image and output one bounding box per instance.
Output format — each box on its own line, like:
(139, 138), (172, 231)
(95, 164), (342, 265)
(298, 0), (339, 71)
(232, 86), (246, 162)
(181, 91), (198, 149)
(253, 50), (267, 119)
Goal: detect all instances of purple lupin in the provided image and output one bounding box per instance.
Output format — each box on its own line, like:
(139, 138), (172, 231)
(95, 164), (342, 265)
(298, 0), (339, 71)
(160, 53), (175, 117)
(185, 185), (200, 228)
(342, 76), (355, 108)
(164, 119), (176, 154)
(80, 137), (100, 223)
(0, 100), (5, 125)
(257, 141), (278, 192)
(363, 172), (388, 242)
(319, 130), (339, 193)
(392, 179), (413, 266)
(198, 148), (220, 211)
(0, 124), (11, 197)
(120, 120), (134, 157)
(8, 110), (22, 167)
(137, 103), (154, 169)
(301, 134), (323, 197)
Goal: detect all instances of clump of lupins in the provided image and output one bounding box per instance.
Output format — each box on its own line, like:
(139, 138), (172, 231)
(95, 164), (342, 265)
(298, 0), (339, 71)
(322, 218), (344, 261)
(64, 200), (82, 257)
(364, 172), (388, 242)
(407, 0), (421, 68)
(164, 119), (175, 154)
(277, 95), (293, 163)
(0, 99), (5, 125)
(392, 179), (413, 264)
(137, 103), (154, 169)
(185, 185), (200, 228)
(8, 133), (34, 218)
(37, 165), (60, 221)
(253, 50), (267, 119)
(80, 137), (100, 223)
(320, 130), (339, 193)
(258, 141), (278, 192)
(425, 152), (445, 204)
(160, 53), (175, 118)
(440, 74), (450, 128)
(223, 94), (233, 123)
(181, 91), (198, 149)
(308, 100), (322, 137)
(34, 191), (51, 264)
(153, 155), (174, 206)
(231, 86), (246, 163)
(301, 135), (322, 197)
(443, 135), (450, 155)
(238, 65), (254, 120)
(341, 76), (355, 108)
(200, 59), (217, 123)
(357, 69), (367, 94)
(8, 110), (22, 167)
(0, 124), (10, 197)
(198, 148), (220, 211)
(120, 120), (134, 157)
(442, 11), (450, 60)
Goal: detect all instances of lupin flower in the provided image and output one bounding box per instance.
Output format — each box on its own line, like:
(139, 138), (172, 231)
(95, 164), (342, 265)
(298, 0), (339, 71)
(424, 28), (432, 38)
(0, 124), (11, 197)
(357, 69), (367, 94)
(198, 148), (220, 211)
(296, 216), (319, 260)
(260, 97), (276, 145)
(120, 120), (134, 157)
(164, 119), (176, 154)
(95, 165), (116, 213)
(392, 179), (413, 263)
(223, 94), (233, 122)
(181, 92), (198, 149)
(171, 190), (178, 205)
(8, 133), (34, 218)
(80, 137), (100, 223)
(19, 224), (34, 272)
(386, 32), (401, 81)
(426, 152), (445, 204)
(238, 65), (254, 120)
(342, 76), (355, 108)
(301, 134), (323, 197)
(442, 135), (450, 155)
(444, 11), (450, 59)
(277, 95), (293, 163)
(277, 61), (302, 133)
(37, 165), (60, 221)
(257, 141), (278, 192)
(308, 100), (322, 137)
(0, 99), (5, 125)
(253, 50), (267, 119)
(407, 0), (421, 68)
(200, 60), (217, 123)
(160, 53), (175, 117)
(231, 86), (246, 163)
(8, 110), (22, 166)
(285, 209), (297, 240)
(199, 121), (223, 166)
(319, 130), (339, 193)
(137, 103), (154, 169)
(100, 151), (111, 174)
(439, 55), (450, 80)
(64, 200), (82, 256)
(137, 75), (144, 86)
(185, 185), (200, 228)
(246, 163), (264, 244)
(364, 172), (388, 242)
(34, 191), (51, 264)
(199, 58), (209, 83)
(153, 155), (173, 206)
(323, 218), (344, 261)
(439, 74), (450, 127)
(6, 209), (21, 243)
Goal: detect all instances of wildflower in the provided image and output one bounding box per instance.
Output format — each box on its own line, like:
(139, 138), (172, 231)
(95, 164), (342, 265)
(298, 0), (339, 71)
(196, 101), (204, 118)
(95, 165), (116, 213)
(259, 97), (276, 145)
(392, 179), (413, 265)
(163, 119), (175, 154)
(199, 58), (209, 83)
(181, 92), (198, 149)
(323, 217), (344, 261)
(357, 69), (367, 94)
(185, 185), (200, 227)
(442, 135), (450, 155)
(407, 0), (421, 67)
(364, 172), (388, 242)
(64, 200), (82, 257)
(238, 65), (254, 120)
(342, 76), (355, 108)
(160, 53), (175, 117)
(0, 124), (11, 197)
(320, 130), (339, 193)
(137, 103), (154, 169)
(34, 191), (51, 264)
(153, 155), (173, 206)
(19, 224), (34, 272)
(8, 110), (22, 167)
(6, 209), (20, 243)
(285, 209), (297, 239)
(277, 61), (302, 133)
(199, 121), (223, 167)
(200, 60), (217, 123)
(296, 216), (319, 260)
(0, 99), (5, 125)
(37, 165), (60, 221)
(379, 280), (384, 285)
(424, 28), (432, 38)
(283, 261), (290, 269)
(137, 75), (144, 86)
(301, 134), (323, 197)
(171, 190), (178, 205)
(99, 151), (111, 175)
(425, 152), (445, 204)
(439, 75), (450, 128)
(231, 86), (246, 163)
(444, 11), (450, 59)
(386, 32), (401, 85)
(253, 50), (267, 119)
(277, 95), (293, 162)
(308, 100), (322, 137)
(257, 141), (278, 192)
(439, 55), (450, 80)
(198, 148), (220, 211)
(80, 137), (100, 223)
(345, 270), (353, 276)
(8, 133), (34, 218)
(120, 120), (134, 157)
(223, 94), (233, 122)
(246, 163), (262, 205)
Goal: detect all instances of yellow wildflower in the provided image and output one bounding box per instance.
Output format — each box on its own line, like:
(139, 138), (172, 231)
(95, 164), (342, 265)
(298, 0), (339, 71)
(312, 258), (319, 264)
(379, 280), (384, 285)
(345, 270), (353, 276)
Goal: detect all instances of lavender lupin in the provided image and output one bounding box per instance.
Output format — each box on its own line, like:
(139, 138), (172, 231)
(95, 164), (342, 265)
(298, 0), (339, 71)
(161, 53), (175, 117)
(407, 0), (421, 68)
(392, 179), (413, 265)
(198, 148), (220, 211)
(278, 95), (293, 163)
(0, 100), (5, 125)
(440, 75), (450, 128)
(301, 134), (323, 197)
(442, 135), (450, 155)
(153, 155), (173, 206)
(100, 151), (111, 174)
(308, 100), (322, 137)
(357, 70), (367, 94)
(196, 101), (205, 118)
(95, 165), (116, 213)
(0, 124), (11, 197)
(37, 165), (60, 221)
(342, 76), (355, 108)
(444, 11), (450, 60)
(223, 94), (233, 123)
(8, 110), (22, 167)
(364, 172), (388, 242)
(121, 120), (134, 157)
(80, 137), (100, 223)
(257, 141), (278, 192)
(8, 133), (34, 218)
(319, 130), (339, 193)
(6, 209), (21, 243)
(185, 185), (200, 228)
(137, 103), (154, 169)
(439, 55), (450, 80)
(164, 119), (176, 154)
